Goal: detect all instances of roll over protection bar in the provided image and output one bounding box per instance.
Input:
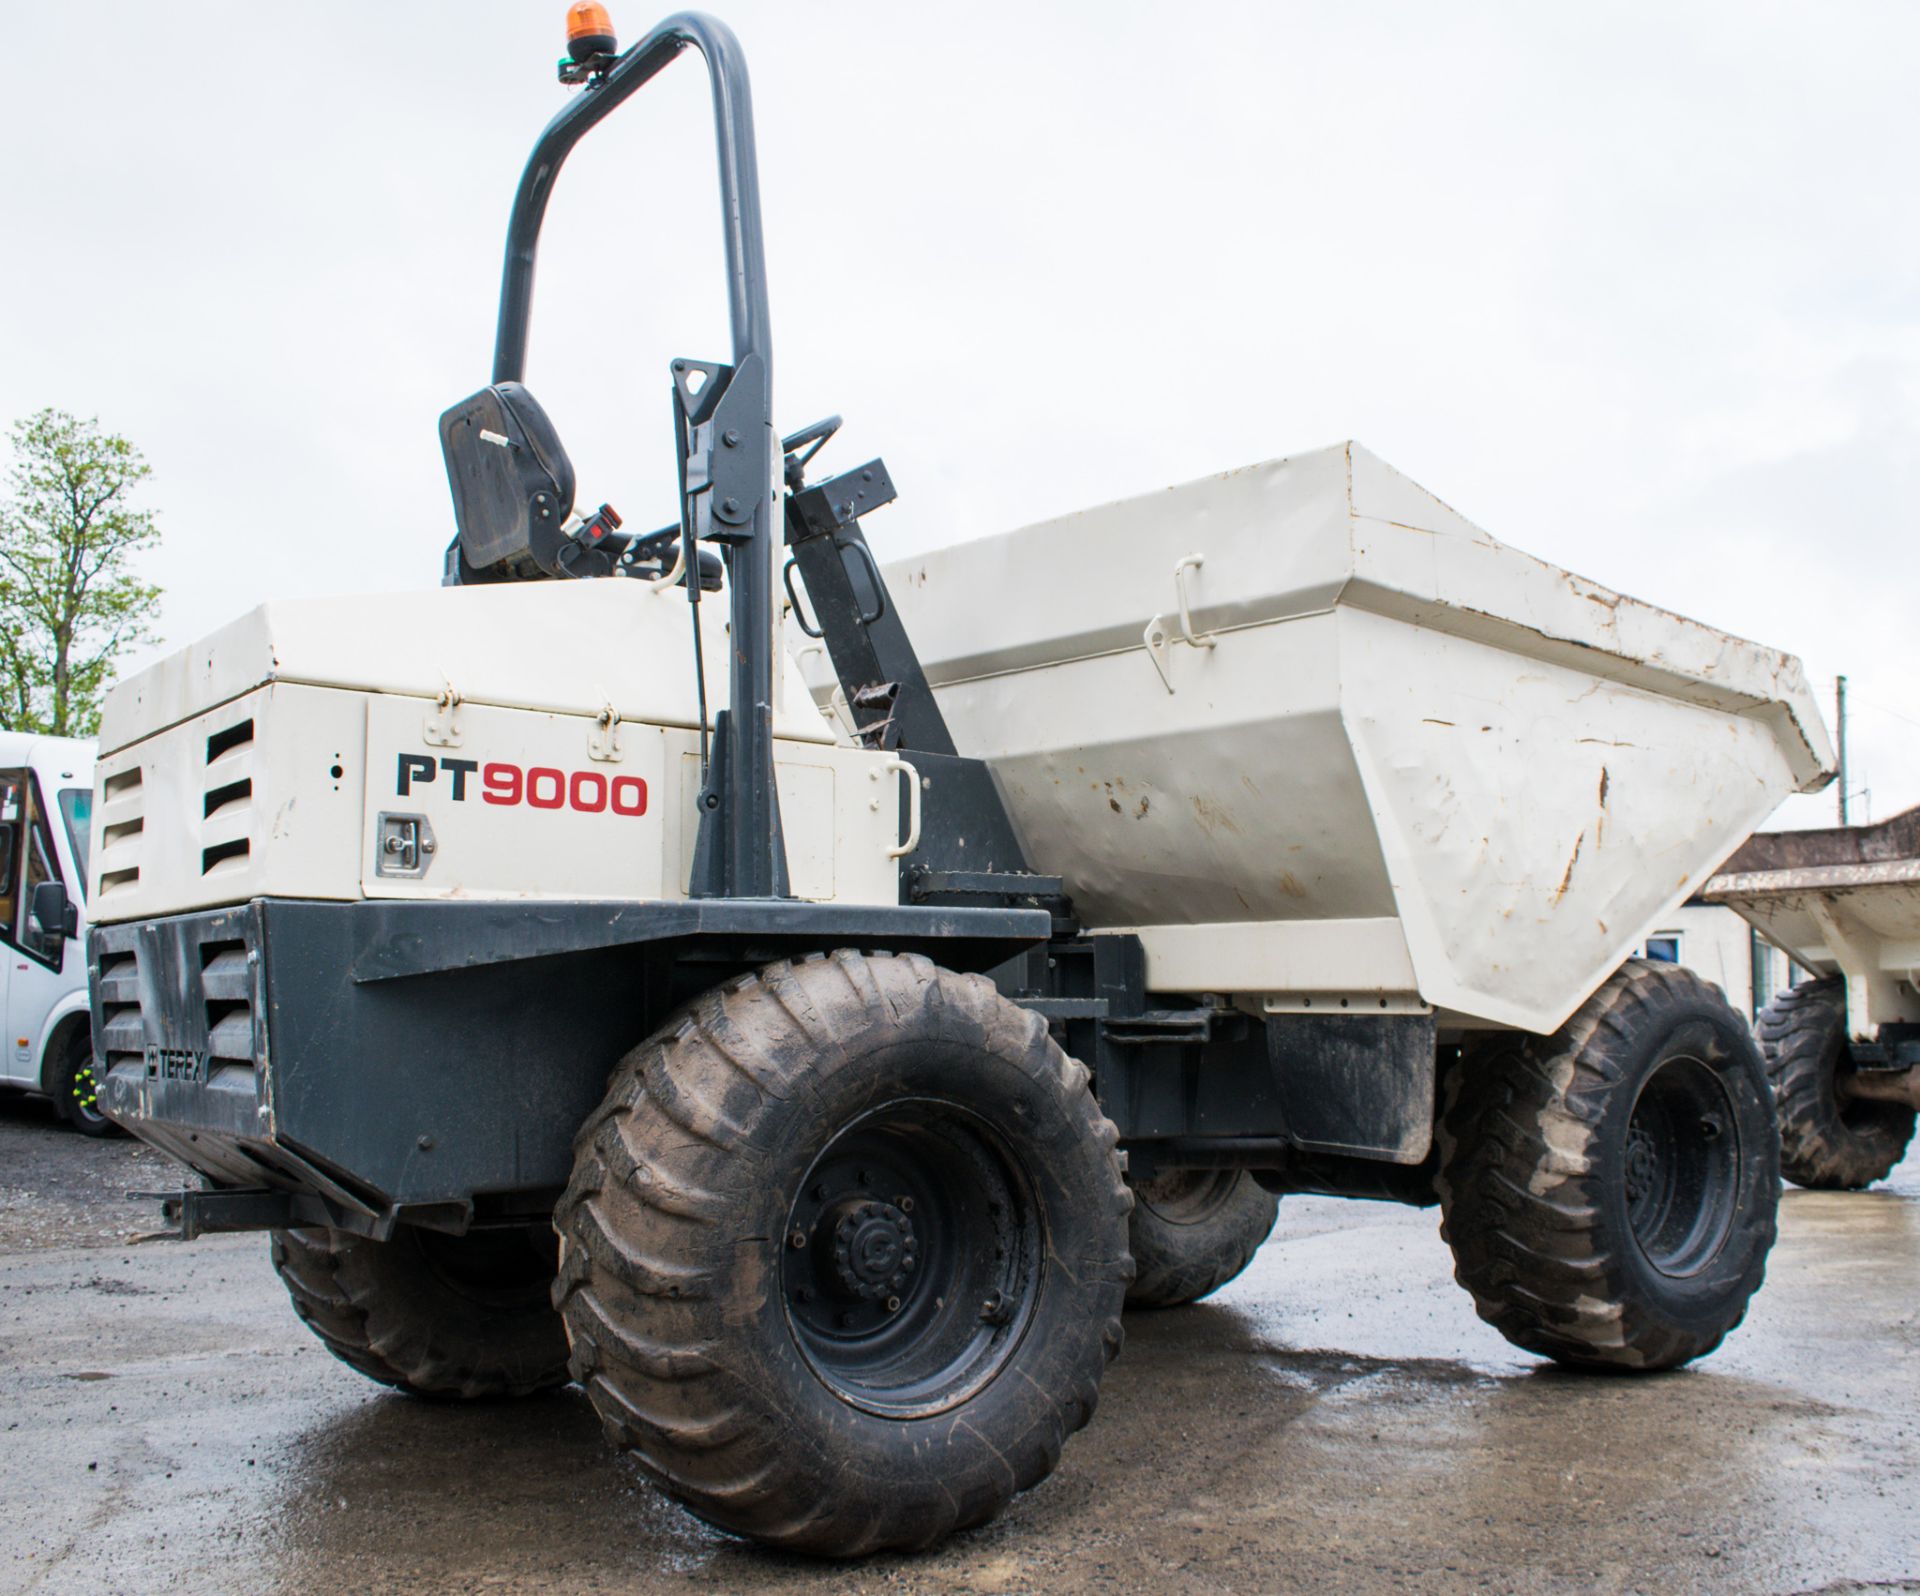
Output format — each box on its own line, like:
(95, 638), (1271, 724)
(488, 12), (785, 899)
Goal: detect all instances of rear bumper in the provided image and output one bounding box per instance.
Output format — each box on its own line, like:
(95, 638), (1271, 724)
(91, 904), (272, 1166)
(88, 896), (1050, 1225)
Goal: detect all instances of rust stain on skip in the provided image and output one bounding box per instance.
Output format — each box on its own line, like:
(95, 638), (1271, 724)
(1551, 830), (1586, 906)
(1190, 794), (1243, 837)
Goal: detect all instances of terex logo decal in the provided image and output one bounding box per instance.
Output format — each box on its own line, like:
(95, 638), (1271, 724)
(397, 754), (648, 816)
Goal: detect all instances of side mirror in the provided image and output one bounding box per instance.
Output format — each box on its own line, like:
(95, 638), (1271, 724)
(30, 880), (77, 940)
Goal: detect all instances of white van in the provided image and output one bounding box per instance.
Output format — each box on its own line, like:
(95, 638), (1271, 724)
(0, 732), (105, 1133)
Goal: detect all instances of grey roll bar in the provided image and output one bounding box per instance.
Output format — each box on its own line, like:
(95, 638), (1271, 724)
(489, 12), (784, 899)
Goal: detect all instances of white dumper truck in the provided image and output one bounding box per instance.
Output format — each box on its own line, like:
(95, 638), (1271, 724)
(1706, 809), (1920, 1189)
(87, 9), (1834, 1559)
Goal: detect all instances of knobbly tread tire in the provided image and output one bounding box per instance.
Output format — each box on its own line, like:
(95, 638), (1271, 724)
(1124, 1170), (1279, 1309)
(1435, 959), (1778, 1372)
(1759, 977), (1916, 1190)
(552, 950), (1133, 1557)
(269, 1225), (570, 1399)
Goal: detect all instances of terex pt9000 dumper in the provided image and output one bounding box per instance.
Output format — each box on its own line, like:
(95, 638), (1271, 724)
(88, 9), (1834, 1556)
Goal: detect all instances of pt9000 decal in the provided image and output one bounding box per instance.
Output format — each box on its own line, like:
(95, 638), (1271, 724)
(396, 753), (647, 816)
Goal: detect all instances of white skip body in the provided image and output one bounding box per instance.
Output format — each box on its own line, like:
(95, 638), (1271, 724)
(867, 441), (1834, 1033)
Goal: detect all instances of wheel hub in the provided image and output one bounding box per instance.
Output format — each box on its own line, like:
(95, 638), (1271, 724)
(1624, 1122), (1657, 1207)
(831, 1200), (918, 1300)
(1622, 1053), (1741, 1277)
(779, 1101), (1041, 1419)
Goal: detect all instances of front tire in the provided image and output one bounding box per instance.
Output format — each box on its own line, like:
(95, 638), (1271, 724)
(269, 1224), (570, 1399)
(1124, 1169), (1278, 1308)
(553, 951), (1132, 1556)
(1758, 977), (1916, 1190)
(1436, 960), (1778, 1371)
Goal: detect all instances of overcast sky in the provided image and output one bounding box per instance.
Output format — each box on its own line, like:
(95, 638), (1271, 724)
(3, 1), (1914, 828)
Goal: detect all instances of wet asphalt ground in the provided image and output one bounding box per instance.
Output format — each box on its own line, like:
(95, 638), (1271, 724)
(1, 1092), (1915, 1596)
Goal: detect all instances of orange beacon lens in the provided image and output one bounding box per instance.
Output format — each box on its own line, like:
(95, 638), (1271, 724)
(566, 4), (617, 61)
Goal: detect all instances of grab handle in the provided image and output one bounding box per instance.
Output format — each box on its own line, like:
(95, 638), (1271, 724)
(873, 757), (921, 859)
(1172, 553), (1215, 649)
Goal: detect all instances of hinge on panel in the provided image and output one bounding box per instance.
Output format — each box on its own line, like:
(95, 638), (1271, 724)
(423, 678), (464, 748)
(588, 694), (624, 763)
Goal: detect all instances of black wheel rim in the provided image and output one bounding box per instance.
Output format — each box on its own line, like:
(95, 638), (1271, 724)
(1623, 1054), (1740, 1276)
(781, 1098), (1041, 1419)
(1135, 1169), (1239, 1226)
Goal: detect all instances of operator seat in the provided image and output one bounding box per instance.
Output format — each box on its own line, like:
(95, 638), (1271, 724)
(439, 382), (578, 581)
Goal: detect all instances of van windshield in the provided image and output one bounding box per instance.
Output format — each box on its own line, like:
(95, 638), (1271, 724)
(59, 788), (91, 898)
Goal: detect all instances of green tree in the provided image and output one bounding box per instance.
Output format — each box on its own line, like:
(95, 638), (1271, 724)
(0, 409), (162, 737)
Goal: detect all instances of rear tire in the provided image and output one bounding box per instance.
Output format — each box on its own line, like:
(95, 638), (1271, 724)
(1436, 960), (1778, 1371)
(269, 1224), (569, 1399)
(552, 950), (1132, 1556)
(1758, 977), (1916, 1190)
(1124, 1169), (1278, 1308)
(52, 1033), (118, 1139)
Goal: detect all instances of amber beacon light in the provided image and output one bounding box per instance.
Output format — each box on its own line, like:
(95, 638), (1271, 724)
(565, 3), (618, 61)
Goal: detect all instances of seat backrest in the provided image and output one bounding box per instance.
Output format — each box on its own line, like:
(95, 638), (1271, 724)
(438, 383), (578, 577)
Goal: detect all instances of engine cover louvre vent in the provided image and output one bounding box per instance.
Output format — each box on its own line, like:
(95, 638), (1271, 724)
(204, 777), (252, 819)
(86, 683), (371, 921)
(206, 718), (255, 763)
(96, 763), (144, 897)
(201, 713), (256, 878)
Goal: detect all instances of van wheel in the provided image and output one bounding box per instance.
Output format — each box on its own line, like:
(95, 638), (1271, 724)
(1436, 960), (1778, 1371)
(1124, 1169), (1278, 1308)
(1759, 977), (1916, 1190)
(553, 951), (1132, 1556)
(269, 1225), (570, 1399)
(53, 1034), (118, 1138)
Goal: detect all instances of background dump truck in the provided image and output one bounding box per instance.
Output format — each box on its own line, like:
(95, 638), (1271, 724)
(1707, 808), (1920, 1189)
(88, 8), (1833, 1558)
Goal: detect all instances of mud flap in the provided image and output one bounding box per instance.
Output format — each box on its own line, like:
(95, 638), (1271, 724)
(1266, 1013), (1437, 1164)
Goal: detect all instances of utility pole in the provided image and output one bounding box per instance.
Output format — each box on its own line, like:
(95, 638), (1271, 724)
(1836, 674), (1849, 825)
